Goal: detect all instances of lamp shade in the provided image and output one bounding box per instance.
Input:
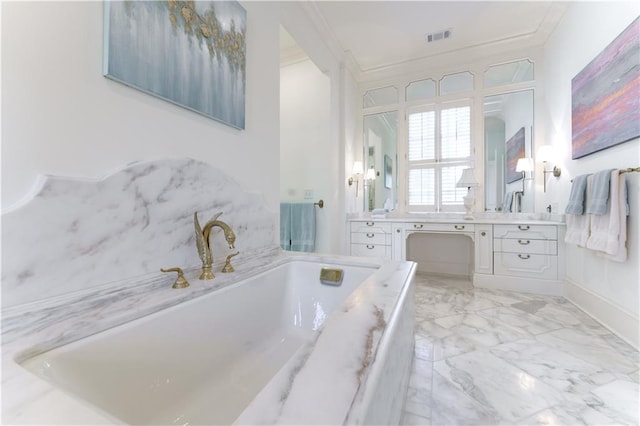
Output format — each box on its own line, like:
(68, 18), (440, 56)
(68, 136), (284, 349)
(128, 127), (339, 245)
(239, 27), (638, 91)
(516, 157), (534, 172)
(537, 146), (554, 163)
(456, 168), (479, 188)
(352, 161), (364, 175)
(365, 168), (376, 180)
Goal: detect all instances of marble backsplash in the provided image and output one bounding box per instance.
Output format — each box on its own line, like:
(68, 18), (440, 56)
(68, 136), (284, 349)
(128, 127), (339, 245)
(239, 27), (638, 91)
(1, 158), (278, 308)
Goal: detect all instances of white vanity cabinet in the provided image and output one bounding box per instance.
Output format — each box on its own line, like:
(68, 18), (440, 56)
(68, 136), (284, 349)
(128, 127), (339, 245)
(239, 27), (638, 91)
(493, 224), (558, 280)
(348, 217), (565, 296)
(349, 221), (392, 259)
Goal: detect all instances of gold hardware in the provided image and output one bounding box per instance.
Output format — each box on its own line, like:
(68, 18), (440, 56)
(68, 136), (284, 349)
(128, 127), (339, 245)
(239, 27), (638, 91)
(194, 211), (236, 280)
(314, 200), (324, 208)
(320, 267), (343, 286)
(160, 267), (190, 289)
(222, 251), (239, 273)
(454, 225), (465, 230)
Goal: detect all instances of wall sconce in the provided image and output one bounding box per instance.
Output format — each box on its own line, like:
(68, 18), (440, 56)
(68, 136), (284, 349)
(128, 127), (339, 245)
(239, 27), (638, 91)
(537, 146), (561, 193)
(515, 157), (534, 195)
(456, 168), (479, 220)
(348, 161), (364, 196)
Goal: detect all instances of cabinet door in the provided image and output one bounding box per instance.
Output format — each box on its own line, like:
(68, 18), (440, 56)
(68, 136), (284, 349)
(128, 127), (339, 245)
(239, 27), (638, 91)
(474, 225), (493, 274)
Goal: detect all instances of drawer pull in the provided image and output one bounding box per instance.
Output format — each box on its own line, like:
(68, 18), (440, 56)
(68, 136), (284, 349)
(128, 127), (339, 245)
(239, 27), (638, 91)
(481, 231), (486, 236)
(414, 224), (424, 229)
(366, 233), (375, 238)
(396, 229), (401, 233)
(366, 221), (375, 227)
(518, 254), (531, 260)
(366, 244), (375, 249)
(518, 239), (530, 245)
(454, 225), (465, 230)
(518, 225), (530, 231)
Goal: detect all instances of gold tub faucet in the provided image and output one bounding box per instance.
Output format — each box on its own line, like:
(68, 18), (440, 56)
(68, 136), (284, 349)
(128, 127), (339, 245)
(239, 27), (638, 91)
(194, 212), (236, 280)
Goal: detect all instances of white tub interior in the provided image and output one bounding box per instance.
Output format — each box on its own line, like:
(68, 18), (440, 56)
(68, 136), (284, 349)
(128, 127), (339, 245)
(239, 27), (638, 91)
(20, 260), (377, 425)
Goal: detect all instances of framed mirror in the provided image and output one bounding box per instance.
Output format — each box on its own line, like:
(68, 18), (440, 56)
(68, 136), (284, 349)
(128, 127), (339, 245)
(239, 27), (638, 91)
(484, 90), (534, 212)
(363, 111), (398, 212)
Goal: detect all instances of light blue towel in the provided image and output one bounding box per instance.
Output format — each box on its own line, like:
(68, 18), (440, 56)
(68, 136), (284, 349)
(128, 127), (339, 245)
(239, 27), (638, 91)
(502, 191), (514, 212)
(290, 203), (316, 253)
(280, 203), (292, 250)
(565, 174), (590, 215)
(586, 169), (616, 215)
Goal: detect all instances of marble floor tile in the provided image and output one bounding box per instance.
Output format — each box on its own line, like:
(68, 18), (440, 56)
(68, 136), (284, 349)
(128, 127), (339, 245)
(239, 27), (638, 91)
(434, 350), (565, 422)
(401, 273), (640, 426)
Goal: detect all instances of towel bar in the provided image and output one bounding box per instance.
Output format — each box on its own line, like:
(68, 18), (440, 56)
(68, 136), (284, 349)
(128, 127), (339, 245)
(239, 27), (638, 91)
(571, 167), (639, 182)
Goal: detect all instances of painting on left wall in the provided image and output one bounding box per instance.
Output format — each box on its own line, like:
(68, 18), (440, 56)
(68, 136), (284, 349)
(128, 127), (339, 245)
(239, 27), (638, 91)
(104, 1), (246, 130)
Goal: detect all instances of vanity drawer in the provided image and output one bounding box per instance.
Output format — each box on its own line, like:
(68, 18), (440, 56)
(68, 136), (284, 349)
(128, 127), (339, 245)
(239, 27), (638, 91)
(494, 239), (558, 255)
(409, 223), (474, 233)
(351, 243), (391, 259)
(350, 221), (392, 234)
(351, 232), (392, 245)
(493, 224), (557, 240)
(494, 253), (558, 280)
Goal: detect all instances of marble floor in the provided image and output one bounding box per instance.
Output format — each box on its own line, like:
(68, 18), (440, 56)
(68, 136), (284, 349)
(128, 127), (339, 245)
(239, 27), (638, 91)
(401, 273), (640, 426)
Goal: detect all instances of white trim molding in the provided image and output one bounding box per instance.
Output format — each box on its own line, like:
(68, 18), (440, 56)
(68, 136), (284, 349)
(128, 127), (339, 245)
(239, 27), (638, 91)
(565, 278), (639, 350)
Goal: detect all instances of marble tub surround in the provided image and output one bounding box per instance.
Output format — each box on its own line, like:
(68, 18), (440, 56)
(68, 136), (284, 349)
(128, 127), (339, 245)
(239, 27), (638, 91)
(402, 273), (639, 425)
(2, 252), (417, 425)
(1, 158), (278, 308)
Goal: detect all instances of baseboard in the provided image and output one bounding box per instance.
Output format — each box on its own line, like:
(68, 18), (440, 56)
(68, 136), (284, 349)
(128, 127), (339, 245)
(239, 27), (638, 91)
(473, 273), (564, 296)
(565, 278), (639, 350)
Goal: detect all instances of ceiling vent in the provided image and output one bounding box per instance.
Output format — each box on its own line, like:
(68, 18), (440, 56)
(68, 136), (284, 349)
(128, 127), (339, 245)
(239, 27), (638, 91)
(425, 29), (452, 43)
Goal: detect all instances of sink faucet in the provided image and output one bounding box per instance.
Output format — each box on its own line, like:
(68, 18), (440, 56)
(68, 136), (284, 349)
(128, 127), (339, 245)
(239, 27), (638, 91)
(194, 212), (236, 280)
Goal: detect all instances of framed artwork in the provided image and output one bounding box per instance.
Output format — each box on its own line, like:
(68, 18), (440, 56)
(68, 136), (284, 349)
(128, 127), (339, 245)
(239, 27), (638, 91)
(104, 1), (246, 130)
(505, 127), (525, 184)
(384, 155), (392, 189)
(571, 17), (639, 159)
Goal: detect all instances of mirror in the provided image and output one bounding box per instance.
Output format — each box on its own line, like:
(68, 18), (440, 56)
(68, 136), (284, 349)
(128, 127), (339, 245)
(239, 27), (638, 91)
(363, 111), (398, 212)
(484, 90), (534, 212)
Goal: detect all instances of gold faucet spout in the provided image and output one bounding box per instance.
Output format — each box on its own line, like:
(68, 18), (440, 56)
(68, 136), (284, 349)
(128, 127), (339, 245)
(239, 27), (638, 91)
(194, 211), (236, 280)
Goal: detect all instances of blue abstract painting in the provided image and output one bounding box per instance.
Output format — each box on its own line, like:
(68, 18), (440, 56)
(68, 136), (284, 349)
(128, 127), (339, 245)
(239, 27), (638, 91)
(104, 1), (246, 129)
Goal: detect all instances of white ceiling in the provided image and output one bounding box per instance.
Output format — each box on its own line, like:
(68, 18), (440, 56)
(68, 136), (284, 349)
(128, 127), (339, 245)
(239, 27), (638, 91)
(281, 1), (569, 79)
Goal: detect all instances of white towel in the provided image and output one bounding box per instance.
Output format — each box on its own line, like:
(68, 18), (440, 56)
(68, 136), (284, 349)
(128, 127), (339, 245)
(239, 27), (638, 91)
(588, 172), (628, 262)
(565, 175), (592, 247)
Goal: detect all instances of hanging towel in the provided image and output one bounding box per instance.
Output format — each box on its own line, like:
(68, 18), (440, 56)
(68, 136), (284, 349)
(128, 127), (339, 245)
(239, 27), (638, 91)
(586, 168), (616, 215)
(502, 191), (514, 212)
(565, 174), (590, 215)
(565, 175), (592, 247)
(587, 171), (629, 262)
(280, 203), (292, 250)
(290, 203), (316, 253)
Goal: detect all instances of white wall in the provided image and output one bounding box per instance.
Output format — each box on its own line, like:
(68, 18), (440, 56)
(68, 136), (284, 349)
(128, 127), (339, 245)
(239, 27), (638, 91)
(280, 58), (331, 253)
(2, 1), (280, 217)
(543, 2), (640, 345)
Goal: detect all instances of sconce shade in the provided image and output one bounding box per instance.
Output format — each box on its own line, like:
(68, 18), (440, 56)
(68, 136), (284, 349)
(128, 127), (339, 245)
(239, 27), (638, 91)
(456, 168), (479, 188)
(537, 146), (554, 163)
(516, 157), (534, 172)
(365, 168), (376, 181)
(352, 161), (364, 175)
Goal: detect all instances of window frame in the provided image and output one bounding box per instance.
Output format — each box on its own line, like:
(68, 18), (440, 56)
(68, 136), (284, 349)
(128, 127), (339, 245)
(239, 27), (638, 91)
(406, 98), (473, 212)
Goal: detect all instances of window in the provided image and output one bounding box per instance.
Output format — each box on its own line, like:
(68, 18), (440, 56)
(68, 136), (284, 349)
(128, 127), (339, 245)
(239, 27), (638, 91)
(407, 100), (472, 211)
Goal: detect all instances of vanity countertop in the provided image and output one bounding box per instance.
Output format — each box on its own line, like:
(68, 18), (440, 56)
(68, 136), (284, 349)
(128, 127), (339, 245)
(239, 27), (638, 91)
(348, 212), (565, 226)
(1, 248), (416, 425)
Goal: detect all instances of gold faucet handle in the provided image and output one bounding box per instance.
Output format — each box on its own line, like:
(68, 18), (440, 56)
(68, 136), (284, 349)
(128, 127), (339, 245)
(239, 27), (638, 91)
(160, 267), (190, 289)
(222, 252), (239, 273)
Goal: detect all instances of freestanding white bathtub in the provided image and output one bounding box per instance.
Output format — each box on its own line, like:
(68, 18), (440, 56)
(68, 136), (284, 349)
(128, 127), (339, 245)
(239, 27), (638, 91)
(19, 257), (416, 425)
